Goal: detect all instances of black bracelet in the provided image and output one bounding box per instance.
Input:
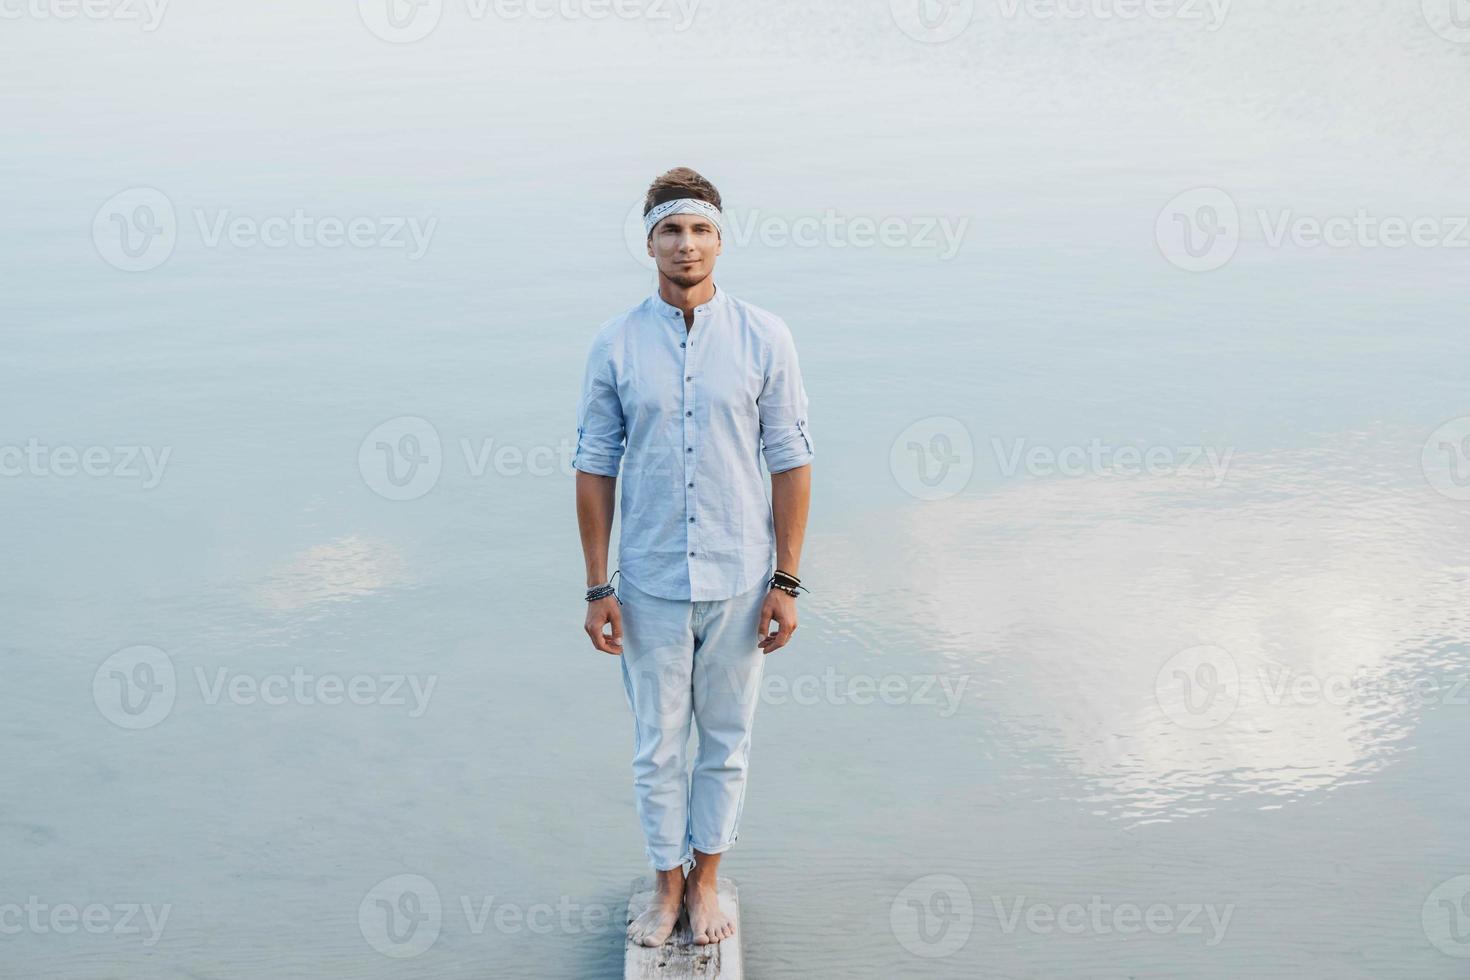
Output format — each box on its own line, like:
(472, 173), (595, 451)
(768, 570), (809, 598)
(586, 569), (622, 605)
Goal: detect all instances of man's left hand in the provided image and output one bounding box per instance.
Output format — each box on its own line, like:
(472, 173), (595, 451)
(757, 589), (798, 654)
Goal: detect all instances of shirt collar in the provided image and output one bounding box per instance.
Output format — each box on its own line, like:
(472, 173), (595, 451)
(650, 282), (726, 320)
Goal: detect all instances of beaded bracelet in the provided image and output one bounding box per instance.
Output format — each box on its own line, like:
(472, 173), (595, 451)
(586, 569), (622, 605)
(769, 568), (809, 598)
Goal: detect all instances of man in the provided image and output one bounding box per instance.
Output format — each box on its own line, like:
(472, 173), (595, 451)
(573, 167), (814, 948)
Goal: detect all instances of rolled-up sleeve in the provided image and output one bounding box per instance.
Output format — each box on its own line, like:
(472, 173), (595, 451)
(758, 323), (814, 474)
(573, 337), (625, 477)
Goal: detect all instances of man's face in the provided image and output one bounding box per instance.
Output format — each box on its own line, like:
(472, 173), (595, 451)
(647, 212), (722, 288)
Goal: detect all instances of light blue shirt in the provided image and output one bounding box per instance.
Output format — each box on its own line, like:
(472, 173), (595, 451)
(573, 283), (814, 601)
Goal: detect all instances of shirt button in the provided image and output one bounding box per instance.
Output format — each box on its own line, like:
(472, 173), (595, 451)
(687, 482), (693, 487)
(686, 448), (692, 453)
(689, 517), (695, 523)
(685, 411), (692, 417)
(686, 376), (692, 381)
(680, 342), (685, 348)
(688, 551), (695, 557)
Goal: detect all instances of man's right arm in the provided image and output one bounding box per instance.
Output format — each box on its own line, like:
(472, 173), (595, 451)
(573, 335), (626, 654)
(575, 470), (616, 589)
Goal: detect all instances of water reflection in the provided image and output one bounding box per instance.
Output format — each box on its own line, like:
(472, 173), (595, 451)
(829, 430), (1467, 825)
(255, 534), (409, 613)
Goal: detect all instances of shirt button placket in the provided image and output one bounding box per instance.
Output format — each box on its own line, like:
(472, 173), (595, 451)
(682, 325), (696, 574)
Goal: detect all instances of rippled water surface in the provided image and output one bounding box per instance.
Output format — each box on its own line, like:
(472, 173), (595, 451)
(4, 1), (1470, 977)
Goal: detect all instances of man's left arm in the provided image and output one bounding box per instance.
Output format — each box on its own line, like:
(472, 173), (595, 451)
(757, 323), (814, 654)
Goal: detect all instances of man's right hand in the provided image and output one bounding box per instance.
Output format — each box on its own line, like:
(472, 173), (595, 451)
(585, 596), (624, 655)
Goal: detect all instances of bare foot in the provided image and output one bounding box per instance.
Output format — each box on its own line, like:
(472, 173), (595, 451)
(627, 870), (683, 947)
(684, 870), (734, 946)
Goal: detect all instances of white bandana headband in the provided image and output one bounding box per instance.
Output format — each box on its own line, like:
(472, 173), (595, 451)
(643, 198), (724, 238)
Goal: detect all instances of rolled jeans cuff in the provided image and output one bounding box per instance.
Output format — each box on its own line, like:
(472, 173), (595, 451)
(690, 833), (740, 858)
(648, 842), (694, 873)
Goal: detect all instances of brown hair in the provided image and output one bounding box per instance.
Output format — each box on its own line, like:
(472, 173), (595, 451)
(642, 167), (723, 217)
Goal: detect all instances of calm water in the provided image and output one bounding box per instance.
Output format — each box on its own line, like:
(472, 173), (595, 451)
(4, 1), (1469, 977)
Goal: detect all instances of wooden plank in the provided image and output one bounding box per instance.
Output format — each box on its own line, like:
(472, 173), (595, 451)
(624, 876), (743, 979)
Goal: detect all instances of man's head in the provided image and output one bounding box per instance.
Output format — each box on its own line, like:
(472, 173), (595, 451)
(643, 167), (723, 289)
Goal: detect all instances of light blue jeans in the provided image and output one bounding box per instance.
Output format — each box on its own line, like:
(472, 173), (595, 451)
(616, 569), (772, 872)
